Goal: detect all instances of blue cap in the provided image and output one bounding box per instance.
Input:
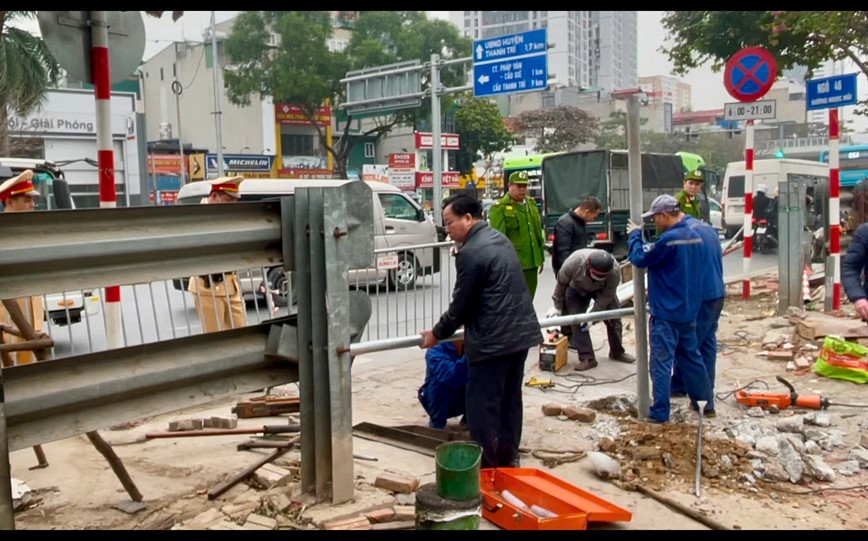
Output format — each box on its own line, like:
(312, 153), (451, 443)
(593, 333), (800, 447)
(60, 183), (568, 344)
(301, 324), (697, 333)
(642, 194), (680, 218)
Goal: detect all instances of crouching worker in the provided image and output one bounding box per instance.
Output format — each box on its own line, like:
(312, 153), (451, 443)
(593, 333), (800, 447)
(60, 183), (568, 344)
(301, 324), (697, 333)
(418, 339), (468, 429)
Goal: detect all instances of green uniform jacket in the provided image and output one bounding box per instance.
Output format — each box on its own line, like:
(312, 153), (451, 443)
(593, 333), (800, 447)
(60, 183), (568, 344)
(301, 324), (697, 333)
(488, 194), (545, 270)
(675, 190), (702, 220)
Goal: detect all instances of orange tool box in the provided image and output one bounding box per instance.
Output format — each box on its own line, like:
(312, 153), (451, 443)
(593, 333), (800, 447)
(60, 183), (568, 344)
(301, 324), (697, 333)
(480, 468), (633, 530)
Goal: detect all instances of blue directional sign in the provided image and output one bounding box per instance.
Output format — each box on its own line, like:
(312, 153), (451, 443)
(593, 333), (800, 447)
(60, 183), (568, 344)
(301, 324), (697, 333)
(205, 153), (275, 173)
(473, 28), (548, 98)
(806, 73), (858, 111)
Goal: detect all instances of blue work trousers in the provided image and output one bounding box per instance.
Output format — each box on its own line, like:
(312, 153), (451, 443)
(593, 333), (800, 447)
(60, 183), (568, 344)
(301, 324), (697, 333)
(649, 317), (712, 422)
(671, 297), (725, 398)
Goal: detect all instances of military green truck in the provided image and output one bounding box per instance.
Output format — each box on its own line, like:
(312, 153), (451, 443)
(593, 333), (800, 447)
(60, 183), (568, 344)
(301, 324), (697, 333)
(541, 149), (713, 259)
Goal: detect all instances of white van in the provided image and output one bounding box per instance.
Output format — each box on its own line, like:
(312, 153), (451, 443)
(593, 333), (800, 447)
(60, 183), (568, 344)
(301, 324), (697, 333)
(175, 178), (442, 305)
(721, 158), (829, 238)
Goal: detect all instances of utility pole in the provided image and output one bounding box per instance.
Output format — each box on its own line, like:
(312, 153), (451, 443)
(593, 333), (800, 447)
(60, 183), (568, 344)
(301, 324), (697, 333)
(430, 54), (443, 226)
(210, 11), (225, 177)
(172, 80), (186, 185)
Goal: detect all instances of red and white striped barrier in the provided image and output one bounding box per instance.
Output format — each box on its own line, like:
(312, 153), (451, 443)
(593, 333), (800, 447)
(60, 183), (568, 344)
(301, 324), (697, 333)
(828, 108), (841, 310)
(742, 120), (755, 299)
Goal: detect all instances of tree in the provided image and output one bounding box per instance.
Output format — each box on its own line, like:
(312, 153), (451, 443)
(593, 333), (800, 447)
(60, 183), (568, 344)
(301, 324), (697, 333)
(0, 11), (61, 155)
(660, 11), (868, 116)
(453, 97), (513, 176)
(223, 11), (471, 179)
(511, 105), (598, 153)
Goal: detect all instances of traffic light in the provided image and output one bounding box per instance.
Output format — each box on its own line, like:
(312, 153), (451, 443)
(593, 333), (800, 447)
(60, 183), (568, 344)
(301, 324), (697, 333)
(774, 149), (784, 159)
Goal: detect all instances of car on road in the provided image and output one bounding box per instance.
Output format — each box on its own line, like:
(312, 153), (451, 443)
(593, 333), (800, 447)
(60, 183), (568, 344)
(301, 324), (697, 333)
(709, 197), (724, 237)
(173, 178), (442, 306)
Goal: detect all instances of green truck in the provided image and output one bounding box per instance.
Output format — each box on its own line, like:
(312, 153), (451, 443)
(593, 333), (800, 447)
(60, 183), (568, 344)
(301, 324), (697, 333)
(541, 149), (713, 259)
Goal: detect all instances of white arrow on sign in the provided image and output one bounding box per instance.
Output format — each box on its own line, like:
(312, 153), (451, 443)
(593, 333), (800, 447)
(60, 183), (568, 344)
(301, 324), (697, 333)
(475, 44), (483, 60)
(478, 74), (489, 85)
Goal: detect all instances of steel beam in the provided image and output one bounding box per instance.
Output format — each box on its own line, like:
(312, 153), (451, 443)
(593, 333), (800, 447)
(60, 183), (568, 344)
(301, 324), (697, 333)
(0, 202), (283, 299)
(3, 320), (298, 452)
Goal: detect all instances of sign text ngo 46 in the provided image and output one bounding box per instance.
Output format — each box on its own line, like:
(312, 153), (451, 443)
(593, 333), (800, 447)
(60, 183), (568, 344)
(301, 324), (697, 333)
(806, 73), (858, 111)
(473, 29), (548, 98)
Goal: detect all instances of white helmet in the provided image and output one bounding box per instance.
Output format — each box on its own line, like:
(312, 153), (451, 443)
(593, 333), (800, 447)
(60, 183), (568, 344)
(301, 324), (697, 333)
(756, 183), (768, 194)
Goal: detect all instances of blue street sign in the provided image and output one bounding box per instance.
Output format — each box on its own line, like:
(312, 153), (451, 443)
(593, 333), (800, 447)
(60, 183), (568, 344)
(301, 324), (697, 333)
(473, 29), (548, 98)
(205, 153), (275, 173)
(806, 73), (858, 111)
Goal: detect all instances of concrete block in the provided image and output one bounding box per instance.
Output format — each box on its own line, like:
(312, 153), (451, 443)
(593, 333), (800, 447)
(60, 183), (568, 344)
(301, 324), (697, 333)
(244, 514), (277, 530)
(168, 419), (203, 432)
(393, 505), (415, 522)
(251, 463), (293, 489)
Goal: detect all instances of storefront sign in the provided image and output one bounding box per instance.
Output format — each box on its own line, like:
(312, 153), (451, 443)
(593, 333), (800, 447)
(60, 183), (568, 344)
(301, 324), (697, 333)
(415, 171), (461, 189)
(278, 168), (335, 179)
(362, 164), (389, 183)
(275, 103), (332, 127)
(388, 169), (416, 190)
(388, 153), (416, 168)
(8, 110), (128, 136)
(415, 132), (460, 150)
(148, 155), (182, 175)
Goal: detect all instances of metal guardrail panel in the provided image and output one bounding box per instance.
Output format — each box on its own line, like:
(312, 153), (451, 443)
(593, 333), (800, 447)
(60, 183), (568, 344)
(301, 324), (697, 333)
(0, 202), (284, 299)
(3, 320), (298, 452)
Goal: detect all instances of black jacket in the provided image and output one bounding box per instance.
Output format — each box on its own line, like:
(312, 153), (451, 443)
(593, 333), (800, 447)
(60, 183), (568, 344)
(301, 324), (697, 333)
(753, 193), (774, 222)
(553, 210), (589, 274)
(433, 222), (542, 363)
(843, 222), (868, 302)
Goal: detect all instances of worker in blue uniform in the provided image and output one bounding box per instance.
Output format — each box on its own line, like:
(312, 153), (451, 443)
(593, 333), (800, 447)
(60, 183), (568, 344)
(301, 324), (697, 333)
(627, 195), (713, 423)
(670, 215), (725, 415)
(417, 340), (468, 429)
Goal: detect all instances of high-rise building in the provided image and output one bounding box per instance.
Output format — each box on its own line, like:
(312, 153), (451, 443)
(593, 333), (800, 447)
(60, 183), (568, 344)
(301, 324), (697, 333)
(638, 75), (692, 112)
(452, 11), (637, 93)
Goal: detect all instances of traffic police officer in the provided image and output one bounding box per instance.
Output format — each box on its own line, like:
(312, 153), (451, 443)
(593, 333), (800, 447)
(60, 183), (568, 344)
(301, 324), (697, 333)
(675, 169), (703, 220)
(188, 176), (247, 333)
(488, 171), (546, 298)
(627, 194), (713, 423)
(0, 170), (47, 366)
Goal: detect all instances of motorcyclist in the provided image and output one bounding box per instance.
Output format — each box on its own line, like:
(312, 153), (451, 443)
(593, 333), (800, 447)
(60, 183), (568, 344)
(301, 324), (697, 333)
(752, 184), (777, 251)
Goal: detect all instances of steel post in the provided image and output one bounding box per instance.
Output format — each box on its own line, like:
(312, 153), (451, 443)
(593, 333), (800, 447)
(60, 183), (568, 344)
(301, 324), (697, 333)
(626, 95), (650, 420)
(210, 11), (224, 177)
(0, 368), (14, 530)
(430, 53), (443, 226)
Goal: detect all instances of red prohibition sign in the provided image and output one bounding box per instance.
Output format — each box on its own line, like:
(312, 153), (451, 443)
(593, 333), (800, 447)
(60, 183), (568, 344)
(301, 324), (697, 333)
(724, 46), (778, 103)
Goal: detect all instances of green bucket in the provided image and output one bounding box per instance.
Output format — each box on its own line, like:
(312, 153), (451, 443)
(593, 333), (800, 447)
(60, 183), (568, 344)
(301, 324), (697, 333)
(435, 441), (482, 501)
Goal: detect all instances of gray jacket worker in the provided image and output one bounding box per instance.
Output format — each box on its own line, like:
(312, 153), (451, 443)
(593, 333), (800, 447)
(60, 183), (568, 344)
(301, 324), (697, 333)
(551, 249), (635, 371)
(552, 197), (602, 275)
(420, 194), (542, 469)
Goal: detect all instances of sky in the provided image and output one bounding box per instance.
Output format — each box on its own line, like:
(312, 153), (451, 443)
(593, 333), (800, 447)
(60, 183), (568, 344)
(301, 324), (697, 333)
(13, 10), (867, 130)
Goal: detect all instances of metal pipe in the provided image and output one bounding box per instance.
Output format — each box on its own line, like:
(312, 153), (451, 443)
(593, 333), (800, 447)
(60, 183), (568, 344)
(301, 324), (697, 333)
(626, 94), (651, 420)
(339, 64), (423, 84)
(349, 307), (634, 356)
(0, 368), (15, 530)
(374, 240), (453, 253)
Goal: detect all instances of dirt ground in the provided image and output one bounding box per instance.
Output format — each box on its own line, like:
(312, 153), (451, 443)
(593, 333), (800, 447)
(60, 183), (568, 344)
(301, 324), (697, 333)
(7, 275), (868, 530)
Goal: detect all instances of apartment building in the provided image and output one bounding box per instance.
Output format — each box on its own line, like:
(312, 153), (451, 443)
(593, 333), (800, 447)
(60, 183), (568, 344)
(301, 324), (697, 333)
(638, 75), (691, 112)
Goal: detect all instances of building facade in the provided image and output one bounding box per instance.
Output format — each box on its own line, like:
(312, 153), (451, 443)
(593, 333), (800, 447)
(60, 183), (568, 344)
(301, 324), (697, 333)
(638, 75), (692, 112)
(452, 11), (637, 93)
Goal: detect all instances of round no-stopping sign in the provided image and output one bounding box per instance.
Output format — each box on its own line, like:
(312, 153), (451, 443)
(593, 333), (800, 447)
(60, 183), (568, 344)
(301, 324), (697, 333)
(724, 46), (777, 103)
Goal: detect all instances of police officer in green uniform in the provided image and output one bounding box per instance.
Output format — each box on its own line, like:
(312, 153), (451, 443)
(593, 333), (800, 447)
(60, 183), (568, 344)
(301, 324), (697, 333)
(675, 169), (703, 220)
(489, 171), (546, 298)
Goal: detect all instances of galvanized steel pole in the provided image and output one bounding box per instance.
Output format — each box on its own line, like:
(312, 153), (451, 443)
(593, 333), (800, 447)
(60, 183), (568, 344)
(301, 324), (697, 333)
(210, 11), (225, 177)
(626, 95), (650, 420)
(430, 53), (443, 227)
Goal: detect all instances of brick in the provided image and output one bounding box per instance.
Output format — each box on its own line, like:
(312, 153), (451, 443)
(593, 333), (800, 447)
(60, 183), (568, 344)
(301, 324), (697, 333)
(244, 514), (277, 530)
(364, 507), (396, 524)
(371, 520), (415, 530)
(182, 507), (226, 529)
(204, 416), (238, 429)
(598, 437), (617, 453)
(208, 520), (248, 530)
(767, 351), (794, 361)
(541, 403), (563, 416)
(374, 472), (419, 494)
(794, 356), (812, 369)
(562, 406), (596, 423)
(323, 516), (371, 530)
(393, 505), (415, 522)
(168, 419), (203, 432)
(264, 493), (294, 514)
(220, 500), (259, 519)
(251, 464), (293, 489)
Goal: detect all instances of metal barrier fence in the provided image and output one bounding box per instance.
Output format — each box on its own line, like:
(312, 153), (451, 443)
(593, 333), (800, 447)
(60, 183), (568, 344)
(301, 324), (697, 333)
(2, 241), (456, 364)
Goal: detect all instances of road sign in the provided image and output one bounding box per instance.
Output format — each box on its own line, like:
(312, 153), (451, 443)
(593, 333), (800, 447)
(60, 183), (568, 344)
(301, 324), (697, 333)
(724, 99), (777, 121)
(37, 11), (145, 85)
(205, 154), (275, 173)
(723, 46), (777, 103)
(473, 29), (548, 98)
(806, 73), (858, 111)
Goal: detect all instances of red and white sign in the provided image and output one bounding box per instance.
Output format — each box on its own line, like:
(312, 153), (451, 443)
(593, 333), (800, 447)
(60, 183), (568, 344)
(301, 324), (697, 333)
(388, 153), (416, 168)
(415, 132), (460, 150)
(388, 169), (416, 190)
(376, 252), (399, 270)
(362, 164), (389, 183)
(275, 103), (332, 127)
(415, 171), (460, 189)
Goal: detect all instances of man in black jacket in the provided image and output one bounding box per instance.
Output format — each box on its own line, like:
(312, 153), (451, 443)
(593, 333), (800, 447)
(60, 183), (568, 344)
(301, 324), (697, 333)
(552, 197), (602, 275)
(842, 222), (868, 322)
(421, 194), (543, 469)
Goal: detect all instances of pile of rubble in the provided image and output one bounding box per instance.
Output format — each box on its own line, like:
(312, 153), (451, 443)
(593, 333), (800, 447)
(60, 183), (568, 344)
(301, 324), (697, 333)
(581, 394), (868, 500)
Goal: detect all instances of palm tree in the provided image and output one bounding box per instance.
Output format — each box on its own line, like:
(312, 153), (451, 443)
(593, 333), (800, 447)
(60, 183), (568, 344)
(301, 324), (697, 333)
(0, 11), (62, 155)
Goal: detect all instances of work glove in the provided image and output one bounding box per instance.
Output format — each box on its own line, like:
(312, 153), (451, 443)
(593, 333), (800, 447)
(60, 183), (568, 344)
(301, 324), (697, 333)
(626, 219), (642, 235)
(546, 306), (562, 318)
